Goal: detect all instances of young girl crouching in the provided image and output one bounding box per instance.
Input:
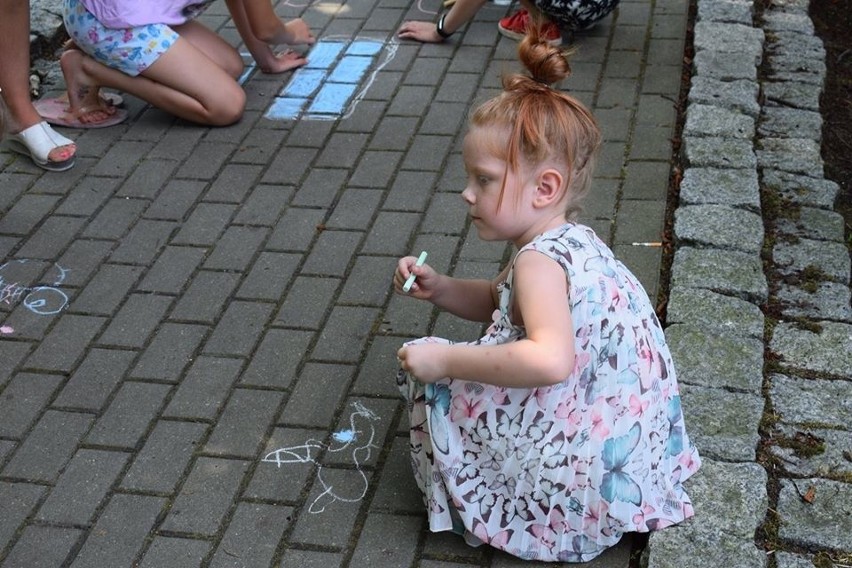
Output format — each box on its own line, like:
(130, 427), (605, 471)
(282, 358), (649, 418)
(392, 26), (701, 563)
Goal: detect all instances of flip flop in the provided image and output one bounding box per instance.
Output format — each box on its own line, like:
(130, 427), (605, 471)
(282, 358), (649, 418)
(35, 99), (128, 129)
(5, 121), (76, 171)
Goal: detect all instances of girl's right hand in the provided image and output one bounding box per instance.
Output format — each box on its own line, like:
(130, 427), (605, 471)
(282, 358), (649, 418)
(281, 18), (316, 45)
(393, 256), (439, 299)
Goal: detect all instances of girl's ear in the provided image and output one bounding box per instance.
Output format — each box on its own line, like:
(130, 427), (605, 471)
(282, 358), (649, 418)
(534, 168), (564, 207)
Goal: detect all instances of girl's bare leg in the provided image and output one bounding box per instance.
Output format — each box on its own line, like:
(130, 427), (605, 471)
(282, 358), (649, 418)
(60, 23), (246, 126)
(0, 0), (74, 160)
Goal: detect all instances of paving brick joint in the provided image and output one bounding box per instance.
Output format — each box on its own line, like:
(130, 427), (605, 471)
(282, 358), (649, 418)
(2, 0), (850, 567)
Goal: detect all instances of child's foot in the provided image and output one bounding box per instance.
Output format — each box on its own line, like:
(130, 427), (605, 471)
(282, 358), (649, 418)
(59, 49), (119, 126)
(498, 10), (563, 47)
(259, 49), (309, 74)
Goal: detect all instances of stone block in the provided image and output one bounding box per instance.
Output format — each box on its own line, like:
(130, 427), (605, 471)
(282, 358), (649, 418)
(674, 204), (763, 253)
(683, 135), (756, 169)
(762, 169), (839, 209)
(773, 238), (850, 283)
(777, 281), (852, 322)
(694, 22), (764, 64)
(777, 478), (852, 551)
(685, 104), (755, 139)
(757, 138), (824, 178)
(769, 372), (852, 427)
(679, 384), (763, 461)
(679, 167), (760, 210)
(667, 324), (764, 391)
(667, 287), (764, 339)
(671, 247), (768, 303)
(758, 107), (822, 141)
(688, 76), (761, 117)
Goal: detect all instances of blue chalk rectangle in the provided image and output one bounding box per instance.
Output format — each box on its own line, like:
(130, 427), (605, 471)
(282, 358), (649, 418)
(327, 56), (373, 84)
(305, 41), (346, 69)
(307, 83), (358, 115)
(346, 40), (383, 56)
(265, 97), (307, 120)
(282, 69), (326, 97)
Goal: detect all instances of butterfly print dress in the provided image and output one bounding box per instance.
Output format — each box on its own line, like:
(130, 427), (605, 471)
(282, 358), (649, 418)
(397, 223), (701, 562)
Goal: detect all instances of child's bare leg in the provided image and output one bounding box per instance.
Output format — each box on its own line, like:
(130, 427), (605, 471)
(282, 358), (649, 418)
(59, 38), (246, 126)
(59, 50), (117, 125)
(172, 20), (245, 80)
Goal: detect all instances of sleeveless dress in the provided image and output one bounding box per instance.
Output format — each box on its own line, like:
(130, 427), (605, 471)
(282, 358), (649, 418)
(396, 223), (701, 562)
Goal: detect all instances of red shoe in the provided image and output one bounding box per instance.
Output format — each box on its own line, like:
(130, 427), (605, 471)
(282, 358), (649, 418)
(498, 9), (563, 46)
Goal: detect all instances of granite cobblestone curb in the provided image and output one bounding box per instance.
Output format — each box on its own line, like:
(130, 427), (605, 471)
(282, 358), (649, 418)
(648, 0), (851, 566)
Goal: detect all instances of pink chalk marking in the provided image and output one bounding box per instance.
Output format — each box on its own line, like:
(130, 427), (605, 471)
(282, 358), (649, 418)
(0, 326), (13, 334)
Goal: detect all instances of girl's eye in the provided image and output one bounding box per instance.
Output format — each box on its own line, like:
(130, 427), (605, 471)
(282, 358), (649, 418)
(478, 176), (489, 186)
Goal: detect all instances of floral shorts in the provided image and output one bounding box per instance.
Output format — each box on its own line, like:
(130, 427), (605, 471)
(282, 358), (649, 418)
(63, 0), (180, 76)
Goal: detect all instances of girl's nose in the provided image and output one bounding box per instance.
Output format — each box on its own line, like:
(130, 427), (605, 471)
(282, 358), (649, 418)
(461, 186), (474, 205)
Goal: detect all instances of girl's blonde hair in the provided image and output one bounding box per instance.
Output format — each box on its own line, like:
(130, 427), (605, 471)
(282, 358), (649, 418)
(470, 24), (601, 219)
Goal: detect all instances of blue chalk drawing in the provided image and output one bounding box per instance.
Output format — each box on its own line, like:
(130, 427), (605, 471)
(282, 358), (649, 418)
(0, 259), (69, 316)
(262, 401), (380, 513)
(265, 36), (399, 121)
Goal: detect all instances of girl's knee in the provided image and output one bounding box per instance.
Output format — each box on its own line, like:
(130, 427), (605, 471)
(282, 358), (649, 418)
(209, 88), (246, 126)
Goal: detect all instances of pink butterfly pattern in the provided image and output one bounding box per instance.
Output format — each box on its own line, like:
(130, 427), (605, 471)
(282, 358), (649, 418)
(397, 223), (701, 562)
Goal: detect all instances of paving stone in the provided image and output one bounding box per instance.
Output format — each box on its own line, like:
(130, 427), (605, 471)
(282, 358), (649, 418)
(759, 107), (822, 141)
(233, 184), (293, 226)
(679, 167), (760, 210)
(644, 459), (768, 568)
(683, 135), (757, 169)
(209, 502), (293, 568)
(266, 208), (325, 252)
(693, 21), (764, 62)
(15, 216), (84, 260)
(620, 161), (674, 202)
(361, 212), (421, 256)
(692, 49), (758, 81)
(371, 436), (424, 513)
(131, 323), (208, 381)
(278, 549), (345, 568)
(96, 294), (173, 348)
(327, 189), (384, 230)
(771, 321), (852, 376)
(679, 383), (763, 461)
(697, 0), (753, 23)
(774, 552), (816, 568)
(0, 341), (31, 389)
(671, 247), (768, 304)
(203, 301), (273, 356)
(116, 159), (179, 199)
(776, 207), (845, 244)
(674, 204), (764, 253)
(172, 203), (236, 246)
(70, 263), (143, 316)
(349, 514), (423, 567)
(301, 230), (362, 277)
(292, 168), (347, 208)
(164, 356), (243, 420)
(763, 80), (821, 112)
(176, 142), (236, 179)
(35, 449), (129, 525)
(0, 372), (63, 438)
(666, 287), (764, 340)
(0, 482), (47, 551)
(53, 348), (135, 411)
(767, 423), (852, 479)
(758, 137), (824, 178)
(204, 388), (283, 457)
(247, 427), (322, 503)
(1, 525), (82, 568)
(24, 314), (105, 373)
(337, 255), (396, 306)
(170, 271), (241, 324)
(109, 219), (178, 265)
(205, 164), (263, 203)
(161, 457), (249, 536)
(311, 306), (381, 362)
(236, 251), (300, 301)
(289, 467), (375, 547)
(0, 194), (60, 235)
(777, 281), (852, 323)
(769, 373), (852, 428)
(280, 363), (354, 428)
(3, 410), (93, 482)
(138, 537), (211, 568)
(667, 324), (764, 392)
(143, 179), (206, 220)
(71, 494), (165, 568)
(762, 169), (839, 210)
(203, 225), (269, 271)
(82, 197), (148, 240)
(353, 335), (407, 397)
(85, 381), (171, 448)
(684, 103), (755, 139)
(774, 238), (850, 284)
(767, 54), (826, 85)
(137, 246), (207, 294)
(55, 176), (120, 216)
(777, 478), (852, 551)
(239, 328), (312, 389)
(274, 275), (339, 329)
(121, 419), (207, 494)
(261, 147), (317, 186)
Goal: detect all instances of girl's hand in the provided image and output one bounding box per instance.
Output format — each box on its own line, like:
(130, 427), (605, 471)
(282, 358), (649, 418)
(397, 20), (443, 43)
(258, 49), (308, 73)
(398, 344), (448, 383)
(280, 18), (316, 45)
(393, 256), (440, 299)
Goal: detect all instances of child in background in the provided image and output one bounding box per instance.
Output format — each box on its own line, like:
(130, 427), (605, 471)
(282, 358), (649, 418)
(392, 26), (700, 563)
(44, 0), (315, 127)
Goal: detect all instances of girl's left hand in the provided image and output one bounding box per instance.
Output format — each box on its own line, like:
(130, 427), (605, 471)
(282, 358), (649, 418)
(397, 20), (443, 43)
(398, 344), (447, 383)
(259, 49), (308, 73)
(281, 18), (316, 45)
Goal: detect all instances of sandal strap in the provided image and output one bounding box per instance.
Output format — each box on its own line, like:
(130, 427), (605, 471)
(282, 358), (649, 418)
(14, 121), (75, 163)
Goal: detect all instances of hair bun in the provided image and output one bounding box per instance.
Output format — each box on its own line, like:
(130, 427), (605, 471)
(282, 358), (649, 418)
(517, 23), (572, 86)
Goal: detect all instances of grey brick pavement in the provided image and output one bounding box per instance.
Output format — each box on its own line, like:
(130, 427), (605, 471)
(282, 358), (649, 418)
(4, 0), (848, 566)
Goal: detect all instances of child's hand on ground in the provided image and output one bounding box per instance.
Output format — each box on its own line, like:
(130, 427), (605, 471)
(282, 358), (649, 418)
(280, 18), (316, 45)
(258, 49), (308, 73)
(397, 21), (443, 43)
(398, 344), (447, 383)
(394, 256), (440, 299)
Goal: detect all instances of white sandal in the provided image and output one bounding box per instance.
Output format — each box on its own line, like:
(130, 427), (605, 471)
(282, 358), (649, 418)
(6, 121), (76, 171)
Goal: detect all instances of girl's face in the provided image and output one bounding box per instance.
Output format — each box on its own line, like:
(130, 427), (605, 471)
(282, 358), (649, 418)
(461, 125), (540, 245)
